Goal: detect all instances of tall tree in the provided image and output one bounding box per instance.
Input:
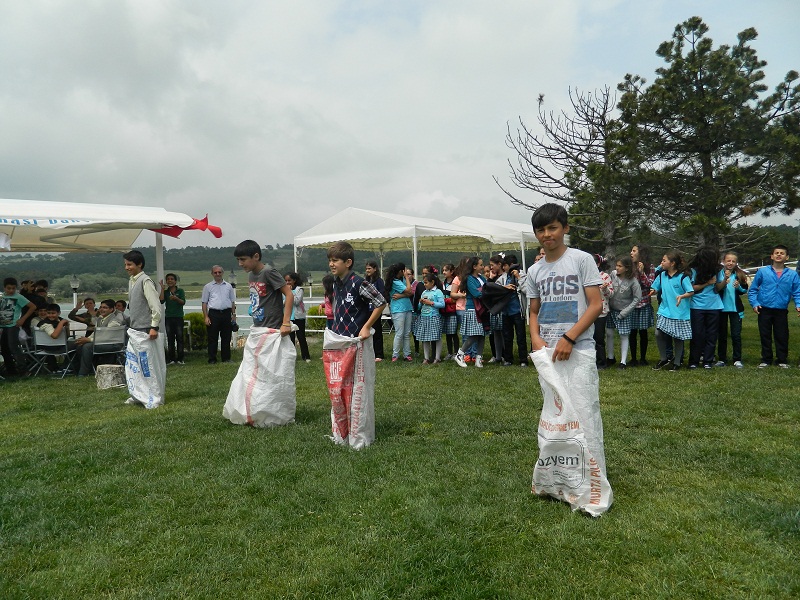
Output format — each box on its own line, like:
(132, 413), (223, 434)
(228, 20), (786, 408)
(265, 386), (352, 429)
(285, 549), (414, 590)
(496, 87), (640, 256)
(617, 17), (800, 247)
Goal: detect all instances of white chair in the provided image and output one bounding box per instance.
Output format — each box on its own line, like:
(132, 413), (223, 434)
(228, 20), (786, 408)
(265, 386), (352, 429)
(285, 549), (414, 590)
(91, 327), (127, 373)
(32, 329), (76, 378)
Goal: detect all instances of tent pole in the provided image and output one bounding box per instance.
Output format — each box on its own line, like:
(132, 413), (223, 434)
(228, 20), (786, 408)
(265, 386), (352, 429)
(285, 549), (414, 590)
(294, 245), (298, 273)
(520, 234), (527, 273)
(412, 229), (418, 279)
(155, 233), (166, 343)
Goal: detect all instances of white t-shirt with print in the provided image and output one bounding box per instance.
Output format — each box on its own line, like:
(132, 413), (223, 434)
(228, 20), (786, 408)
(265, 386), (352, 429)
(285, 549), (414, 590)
(525, 247), (602, 350)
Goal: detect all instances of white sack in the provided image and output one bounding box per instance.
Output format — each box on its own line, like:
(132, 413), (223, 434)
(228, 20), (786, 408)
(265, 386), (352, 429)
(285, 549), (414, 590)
(223, 326), (297, 427)
(530, 347), (613, 517)
(125, 329), (167, 409)
(322, 329), (376, 450)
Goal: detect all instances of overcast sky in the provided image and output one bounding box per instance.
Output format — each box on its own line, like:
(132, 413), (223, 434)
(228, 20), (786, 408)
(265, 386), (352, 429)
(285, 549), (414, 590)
(1, 0), (798, 249)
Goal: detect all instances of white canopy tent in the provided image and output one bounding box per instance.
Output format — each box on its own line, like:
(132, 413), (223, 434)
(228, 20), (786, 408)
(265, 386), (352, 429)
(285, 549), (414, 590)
(293, 207), (496, 275)
(450, 216), (538, 272)
(0, 198), (222, 283)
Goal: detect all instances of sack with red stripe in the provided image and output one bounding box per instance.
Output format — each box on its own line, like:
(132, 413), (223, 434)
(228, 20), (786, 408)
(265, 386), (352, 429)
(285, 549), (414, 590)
(323, 328), (376, 450)
(223, 326), (297, 427)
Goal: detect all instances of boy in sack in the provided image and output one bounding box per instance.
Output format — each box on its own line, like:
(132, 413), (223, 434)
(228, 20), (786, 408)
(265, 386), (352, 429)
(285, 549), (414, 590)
(323, 241), (386, 449)
(223, 240), (296, 427)
(525, 203), (613, 516)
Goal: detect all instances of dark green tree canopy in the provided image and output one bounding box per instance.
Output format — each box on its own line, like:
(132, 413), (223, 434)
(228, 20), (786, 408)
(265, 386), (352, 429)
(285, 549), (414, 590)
(617, 17), (800, 247)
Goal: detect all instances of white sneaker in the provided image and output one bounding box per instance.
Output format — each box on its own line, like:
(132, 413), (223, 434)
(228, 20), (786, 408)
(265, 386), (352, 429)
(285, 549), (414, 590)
(714, 361), (726, 367)
(488, 357), (497, 364)
(305, 359), (311, 363)
(454, 351), (467, 368)
(475, 356), (483, 368)
(778, 363), (789, 369)
(758, 363), (769, 369)
(124, 397), (137, 405)
(167, 361), (175, 366)
(733, 361), (743, 369)
(177, 361), (185, 365)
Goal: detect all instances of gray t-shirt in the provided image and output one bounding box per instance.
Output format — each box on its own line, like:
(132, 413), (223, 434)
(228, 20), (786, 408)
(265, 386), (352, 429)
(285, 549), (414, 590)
(525, 247), (602, 350)
(248, 266), (287, 328)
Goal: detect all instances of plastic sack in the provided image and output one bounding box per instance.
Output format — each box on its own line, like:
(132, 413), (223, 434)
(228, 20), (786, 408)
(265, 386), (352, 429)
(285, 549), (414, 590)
(223, 326), (297, 427)
(530, 347), (613, 517)
(125, 329), (167, 409)
(322, 328), (376, 450)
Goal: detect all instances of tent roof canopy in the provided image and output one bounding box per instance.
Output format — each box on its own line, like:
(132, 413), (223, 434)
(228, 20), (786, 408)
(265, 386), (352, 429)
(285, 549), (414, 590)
(0, 199), (222, 253)
(450, 216), (537, 249)
(293, 207), (495, 253)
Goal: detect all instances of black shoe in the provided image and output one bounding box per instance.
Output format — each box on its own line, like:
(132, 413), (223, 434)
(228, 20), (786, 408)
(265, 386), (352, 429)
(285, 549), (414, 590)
(617, 363), (627, 370)
(606, 358), (616, 366)
(667, 363), (680, 371)
(208, 359), (218, 364)
(629, 359), (639, 367)
(639, 359), (649, 367)
(653, 359), (670, 371)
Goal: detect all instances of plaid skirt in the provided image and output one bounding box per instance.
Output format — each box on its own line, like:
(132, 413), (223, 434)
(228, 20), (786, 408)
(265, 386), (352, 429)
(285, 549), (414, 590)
(607, 309), (634, 336)
(656, 314), (693, 340)
(442, 313), (458, 335)
(415, 313), (443, 342)
(490, 313), (504, 332)
(629, 303), (654, 330)
(411, 313), (420, 337)
(460, 309), (486, 337)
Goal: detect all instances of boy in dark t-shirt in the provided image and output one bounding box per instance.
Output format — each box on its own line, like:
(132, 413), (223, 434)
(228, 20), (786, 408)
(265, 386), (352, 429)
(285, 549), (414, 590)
(234, 240), (293, 330)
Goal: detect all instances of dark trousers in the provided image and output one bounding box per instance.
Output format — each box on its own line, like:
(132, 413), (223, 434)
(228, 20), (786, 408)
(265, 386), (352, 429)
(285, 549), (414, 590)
(372, 318), (385, 359)
(502, 312), (528, 364)
(207, 308), (232, 362)
(757, 307), (789, 365)
(689, 309), (720, 366)
(593, 315), (607, 366)
(290, 318), (311, 360)
(0, 326), (23, 374)
(165, 316), (185, 362)
(629, 329), (649, 362)
(717, 312), (742, 363)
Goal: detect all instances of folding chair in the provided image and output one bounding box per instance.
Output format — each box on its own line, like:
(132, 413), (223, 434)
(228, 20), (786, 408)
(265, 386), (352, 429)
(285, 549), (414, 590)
(31, 329), (77, 378)
(91, 327), (127, 373)
(19, 332), (45, 376)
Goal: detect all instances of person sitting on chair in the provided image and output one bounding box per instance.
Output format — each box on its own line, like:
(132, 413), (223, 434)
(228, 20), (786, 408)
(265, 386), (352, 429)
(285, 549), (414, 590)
(75, 299), (124, 377)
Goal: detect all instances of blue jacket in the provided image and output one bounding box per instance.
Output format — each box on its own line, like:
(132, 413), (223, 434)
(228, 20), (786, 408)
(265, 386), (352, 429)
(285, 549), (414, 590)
(747, 266), (800, 309)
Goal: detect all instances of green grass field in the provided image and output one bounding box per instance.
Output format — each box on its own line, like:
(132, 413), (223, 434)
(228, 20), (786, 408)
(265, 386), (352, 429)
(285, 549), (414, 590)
(1, 316), (798, 598)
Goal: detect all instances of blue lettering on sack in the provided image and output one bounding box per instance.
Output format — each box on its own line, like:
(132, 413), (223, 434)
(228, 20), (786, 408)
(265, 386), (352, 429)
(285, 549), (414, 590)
(126, 350), (139, 373)
(139, 351), (151, 377)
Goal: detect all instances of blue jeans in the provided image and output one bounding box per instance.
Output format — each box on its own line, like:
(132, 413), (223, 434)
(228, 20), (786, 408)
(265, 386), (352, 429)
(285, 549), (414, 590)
(391, 311), (412, 358)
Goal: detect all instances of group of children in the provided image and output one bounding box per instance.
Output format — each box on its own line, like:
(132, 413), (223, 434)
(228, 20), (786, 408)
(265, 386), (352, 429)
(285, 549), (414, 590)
(598, 242), (800, 371)
(0, 275), (130, 377)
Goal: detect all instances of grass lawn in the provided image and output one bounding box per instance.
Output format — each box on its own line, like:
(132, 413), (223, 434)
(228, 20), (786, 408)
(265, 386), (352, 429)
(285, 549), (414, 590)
(1, 316), (798, 599)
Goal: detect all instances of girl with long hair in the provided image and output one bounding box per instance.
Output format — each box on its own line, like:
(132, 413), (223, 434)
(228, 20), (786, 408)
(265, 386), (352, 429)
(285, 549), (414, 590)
(385, 262), (413, 362)
(686, 247), (725, 369)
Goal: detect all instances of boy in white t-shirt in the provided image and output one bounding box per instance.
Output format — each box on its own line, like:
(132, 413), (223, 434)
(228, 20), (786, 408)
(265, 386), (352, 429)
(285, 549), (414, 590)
(525, 205), (603, 358)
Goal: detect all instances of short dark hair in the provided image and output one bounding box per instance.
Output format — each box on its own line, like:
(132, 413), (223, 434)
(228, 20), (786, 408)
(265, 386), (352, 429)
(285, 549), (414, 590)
(503, 254), (518, 266)
(531, 203), (568, 230)
(123, 250), (145, 268)
(34, 279), (48, 288)
(773, 244), (789, 254)
(100, 299), (116, 309)
(83, 297), (95, 304)
(165, 273), (177, 281)
(234, 239), (262, 259)
(3, 277), (17, 287)
(115, 300), (127, 309)
(46, 303), (61, 313)
(327, 241), (354, 263)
